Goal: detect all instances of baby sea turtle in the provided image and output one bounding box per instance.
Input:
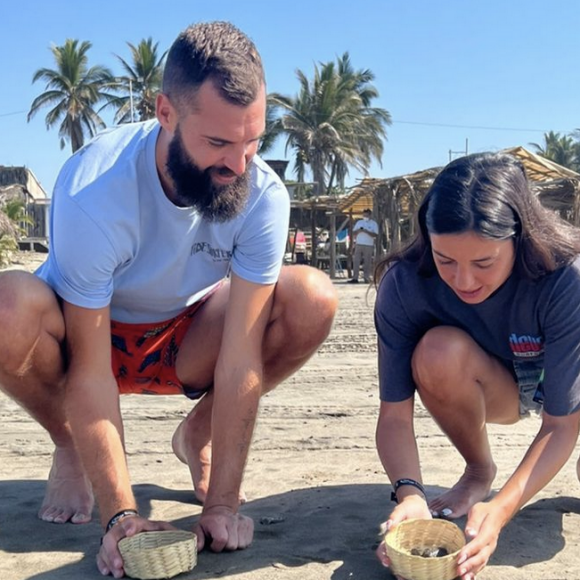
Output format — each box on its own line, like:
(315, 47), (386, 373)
(410, 546), (449, 558)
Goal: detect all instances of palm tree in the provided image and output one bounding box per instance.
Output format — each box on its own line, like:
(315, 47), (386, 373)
(258, 101), (285, 156)
(2, 199), (34, 237)
(264, 53), (391, 197)
(110, 38), (167, 123)
(330, 53), (392, 191)
(28, 39), (115, 153)
(572, 129), (580, 171)
(530, 131), (579, 171)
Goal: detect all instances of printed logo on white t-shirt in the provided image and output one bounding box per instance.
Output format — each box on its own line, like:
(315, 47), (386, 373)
(190, 242), (233, 262)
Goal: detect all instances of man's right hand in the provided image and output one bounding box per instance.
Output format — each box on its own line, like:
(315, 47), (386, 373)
(194, 505), (254, 552)
(97, 515), (176, 578)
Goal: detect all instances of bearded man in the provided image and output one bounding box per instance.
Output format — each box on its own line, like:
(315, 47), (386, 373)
(0, 21), (337, 578)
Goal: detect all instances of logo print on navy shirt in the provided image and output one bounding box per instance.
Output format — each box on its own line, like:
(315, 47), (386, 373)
(509, 333), (544, 358)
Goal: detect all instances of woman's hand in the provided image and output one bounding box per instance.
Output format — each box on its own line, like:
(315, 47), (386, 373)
(376, 495), (432, 573)
(455, 501), (506, 580)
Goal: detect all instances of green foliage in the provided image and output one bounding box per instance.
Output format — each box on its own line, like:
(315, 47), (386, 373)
(28, 37), (168, 150)
(108, 38), (167, 123)
(0, 234), (18, 268)
(530, 131), (580, 172)
(264, 52), (391, 197)
(0, 199), (37, 267)
(28, 39), (116, 152)
(290, 182), (315, 201)
(3, 199), (35, 236)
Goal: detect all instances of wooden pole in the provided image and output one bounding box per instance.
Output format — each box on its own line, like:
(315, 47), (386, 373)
(348, 209), (354, 278)
(329, 210), (337, 279)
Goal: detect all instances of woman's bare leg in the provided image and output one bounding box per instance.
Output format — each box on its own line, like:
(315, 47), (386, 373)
(412, 326), (520, 518)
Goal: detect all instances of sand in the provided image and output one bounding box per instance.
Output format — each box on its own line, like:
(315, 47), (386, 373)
(1, 252), (579, 580)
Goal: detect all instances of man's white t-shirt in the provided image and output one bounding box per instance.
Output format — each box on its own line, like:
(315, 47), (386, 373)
(353, 217), (378, 246)
(36, 120), (290, 323)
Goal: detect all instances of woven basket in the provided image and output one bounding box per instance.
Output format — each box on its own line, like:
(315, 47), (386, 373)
(385, 519), (465, 580)
(119, 530), (197, 580)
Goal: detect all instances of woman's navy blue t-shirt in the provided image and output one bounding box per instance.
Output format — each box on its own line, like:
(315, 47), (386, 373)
(375, 257), (580, 416)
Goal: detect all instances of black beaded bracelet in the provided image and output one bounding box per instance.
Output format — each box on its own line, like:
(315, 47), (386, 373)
(106, 509), (139, 533)
(390, 478), (426, 503)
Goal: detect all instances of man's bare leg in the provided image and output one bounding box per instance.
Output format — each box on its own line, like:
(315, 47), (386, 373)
(0, 271), (94, 523)
(412, 326), (520, 519)
(171, 266), (338, 501)
(171, 392), (214, 503)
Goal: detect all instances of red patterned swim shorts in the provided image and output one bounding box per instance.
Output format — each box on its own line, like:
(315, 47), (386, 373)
(110, 287), (219, 398)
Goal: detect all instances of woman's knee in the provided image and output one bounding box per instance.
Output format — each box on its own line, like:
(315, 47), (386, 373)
(411, 326), (475, 395)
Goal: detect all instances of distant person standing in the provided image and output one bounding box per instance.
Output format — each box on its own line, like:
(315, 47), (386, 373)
(348, 208), (379, 283)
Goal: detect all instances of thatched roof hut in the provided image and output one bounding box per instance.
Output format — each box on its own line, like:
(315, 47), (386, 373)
(504, 147), (580, 223)
(339, 147), (580, 253)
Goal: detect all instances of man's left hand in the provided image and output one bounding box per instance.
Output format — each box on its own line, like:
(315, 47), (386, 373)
(195, 505), (254, 552)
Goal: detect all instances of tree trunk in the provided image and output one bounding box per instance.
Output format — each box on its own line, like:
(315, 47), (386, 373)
(71, 119), (84, 153)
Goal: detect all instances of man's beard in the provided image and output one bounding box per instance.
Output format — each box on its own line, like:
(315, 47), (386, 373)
(166, 127), (251, 222)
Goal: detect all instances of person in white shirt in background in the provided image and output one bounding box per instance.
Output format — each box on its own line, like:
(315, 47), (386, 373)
(348, 208), (379, 283)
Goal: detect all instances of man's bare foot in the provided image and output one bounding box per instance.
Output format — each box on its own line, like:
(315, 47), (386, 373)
(428, 462), (497, 519)
(172, 418), (212, 503)
(171, 418), (246, 504)
(38, 446), (94, 524)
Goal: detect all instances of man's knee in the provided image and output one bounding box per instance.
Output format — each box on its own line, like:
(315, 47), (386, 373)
(0, 271), (64, 373)
(411, 326), (473, 396)
(274, 266), (338, 348)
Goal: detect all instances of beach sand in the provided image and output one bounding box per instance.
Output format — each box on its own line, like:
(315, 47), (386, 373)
(1, 252), (579, 580)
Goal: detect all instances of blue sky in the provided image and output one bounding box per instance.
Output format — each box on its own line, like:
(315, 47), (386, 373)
(1, 0), (578, 195)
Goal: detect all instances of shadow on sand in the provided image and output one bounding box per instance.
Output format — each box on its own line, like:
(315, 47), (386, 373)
(0, 480), (576, 579)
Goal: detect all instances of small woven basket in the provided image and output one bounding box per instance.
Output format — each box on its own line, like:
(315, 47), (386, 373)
(119, 530), (197, 580)
(385, 519), (465, 580)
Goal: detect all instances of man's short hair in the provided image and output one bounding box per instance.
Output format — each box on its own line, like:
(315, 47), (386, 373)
(162, 21), (265, 111)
